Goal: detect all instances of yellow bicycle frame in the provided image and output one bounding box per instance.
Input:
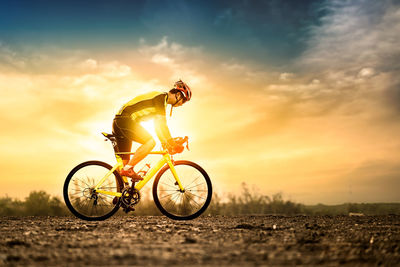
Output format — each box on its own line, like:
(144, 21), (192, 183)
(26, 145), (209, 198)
(93, 150), (184, 198)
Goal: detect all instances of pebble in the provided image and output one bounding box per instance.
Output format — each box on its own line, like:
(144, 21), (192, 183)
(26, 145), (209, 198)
(0, 215), (398, 265)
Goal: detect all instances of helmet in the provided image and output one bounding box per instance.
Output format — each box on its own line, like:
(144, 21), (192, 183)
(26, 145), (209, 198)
(174, 80), (192, 101)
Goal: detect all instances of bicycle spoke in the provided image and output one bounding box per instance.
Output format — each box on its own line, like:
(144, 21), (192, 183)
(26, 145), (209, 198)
(184, 176), (201, 189)
(95, 203), (101, 216)
(69, 188), (87, 192)
(98, 186), (117, 190)
(98, 197), (111, 206)
(184, 192), (202, 208)
(179, 193), (184, 209)
(162, 194), (175, 210)
(99, 194), (115, 200)
(90, 200), (95, 216)
(186, 191), (207, 200)
(72, 178), (91, 188)
(188, 189), (208, 191)
(158, 189), (180, 192)
(79, 204), (110, 208)
(163, 192), (181, 209)
(185, 182), (206, 190)
(160, 191), (180, 200)
(97, 203), (105, 215)
(84, 199), (92, 213)
(160, 181), (178, 190)
(101, 182), (115, 189)
(167, 193), (182, 211)
(100, 198), (113, 206)
(69, 192), (85, 197)
(166, 172), (176, 185)
(85, 175), (95, 187)
(103, 180), (114, 186)
(181, 194), (187, 214)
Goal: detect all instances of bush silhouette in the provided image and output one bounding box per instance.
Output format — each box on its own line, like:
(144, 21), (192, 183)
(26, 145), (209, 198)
(0, 191), (68, 216)
(1, 187), (399, 216)
(208, 183), (305, 215)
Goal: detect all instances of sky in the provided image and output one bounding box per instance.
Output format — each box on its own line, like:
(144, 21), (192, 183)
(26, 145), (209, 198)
(1, 0), (399, 204)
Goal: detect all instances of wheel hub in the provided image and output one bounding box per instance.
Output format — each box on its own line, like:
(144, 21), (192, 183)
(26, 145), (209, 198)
(83, 188), (93, 198)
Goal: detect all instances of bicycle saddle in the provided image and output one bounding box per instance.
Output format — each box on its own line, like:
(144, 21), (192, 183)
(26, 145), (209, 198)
(101, 132), (116, 142)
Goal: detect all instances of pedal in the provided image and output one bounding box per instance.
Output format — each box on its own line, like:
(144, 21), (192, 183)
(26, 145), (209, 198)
(123, 206), (135, 213)
(130, 177), (143, 183)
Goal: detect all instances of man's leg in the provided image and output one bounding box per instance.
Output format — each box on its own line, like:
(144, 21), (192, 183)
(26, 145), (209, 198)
(127, 138), (156, 168)
(113, 118), (132, 166)
(121, 123), (156, 179)
(115, 119), (155, 179)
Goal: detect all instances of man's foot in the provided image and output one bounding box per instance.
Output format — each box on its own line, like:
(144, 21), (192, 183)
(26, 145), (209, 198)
(120, 168), (143, 182)
(123, 206), (135, 213)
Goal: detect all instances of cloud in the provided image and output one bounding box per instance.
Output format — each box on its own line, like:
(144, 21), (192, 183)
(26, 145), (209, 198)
(138, 36), (207, 86)
(279, 72), (294, 81)
(0, 44), (172, 197)
(300, 0), (400, 74)
(0, 42), (26, 70)
(358, 67), (375, 78)
(254, 0), (400, 119)
(0, 14), (399, 204)
(0, 50), (157, 139)
(221, 62), (246, 72)
(151, 54), (172, 64)
(80, 58), (98, 70)
(183, 1), (400, 201)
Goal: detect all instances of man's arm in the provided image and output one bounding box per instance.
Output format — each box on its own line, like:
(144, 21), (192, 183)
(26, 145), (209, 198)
(154, 115), (173, 144)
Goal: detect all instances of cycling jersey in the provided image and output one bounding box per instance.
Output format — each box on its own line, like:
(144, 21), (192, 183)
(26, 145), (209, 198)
(112, 91), (172, 159)
(116, 91), (167, 121)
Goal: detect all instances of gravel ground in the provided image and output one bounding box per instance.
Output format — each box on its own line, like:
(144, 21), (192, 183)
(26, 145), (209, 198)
(0, 215), (399, 266)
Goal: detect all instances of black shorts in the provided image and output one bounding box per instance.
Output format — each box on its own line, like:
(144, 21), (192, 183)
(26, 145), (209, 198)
(112, 117), (153, 160)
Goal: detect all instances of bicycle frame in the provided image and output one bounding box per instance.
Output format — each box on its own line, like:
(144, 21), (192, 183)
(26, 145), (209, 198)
(93, 150), (184, 198)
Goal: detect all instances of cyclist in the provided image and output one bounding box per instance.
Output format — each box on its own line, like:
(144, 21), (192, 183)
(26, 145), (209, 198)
(112, 80), (192, 181)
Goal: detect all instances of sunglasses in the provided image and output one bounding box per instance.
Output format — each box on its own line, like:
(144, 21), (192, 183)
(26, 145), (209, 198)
(178, 93), (187, 103)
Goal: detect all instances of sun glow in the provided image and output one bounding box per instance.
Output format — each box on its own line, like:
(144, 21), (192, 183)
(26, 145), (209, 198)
(140, 120), (159, 144)
(139, 111), (191, 145)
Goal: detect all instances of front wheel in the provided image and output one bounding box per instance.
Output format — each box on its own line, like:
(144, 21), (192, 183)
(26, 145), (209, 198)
(63, 161), (124, 221)
(153, 161), (212, 220)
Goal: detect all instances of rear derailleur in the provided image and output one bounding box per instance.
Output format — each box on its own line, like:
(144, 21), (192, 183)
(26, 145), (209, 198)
(120, 185), (141, 213)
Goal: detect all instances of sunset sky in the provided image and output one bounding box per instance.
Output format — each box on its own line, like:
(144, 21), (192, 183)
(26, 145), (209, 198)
(1, 0), (399, 204)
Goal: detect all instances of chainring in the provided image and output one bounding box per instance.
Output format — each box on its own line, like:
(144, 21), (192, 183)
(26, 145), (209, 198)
(120, 187), (141, 209)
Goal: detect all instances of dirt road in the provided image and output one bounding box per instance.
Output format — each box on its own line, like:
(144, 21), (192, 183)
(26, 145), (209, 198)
(0, 215), (399, 266)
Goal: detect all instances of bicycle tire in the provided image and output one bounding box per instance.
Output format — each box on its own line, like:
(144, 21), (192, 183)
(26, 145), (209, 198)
(63, 161), (124, 221)
(153, 160), (212, 220)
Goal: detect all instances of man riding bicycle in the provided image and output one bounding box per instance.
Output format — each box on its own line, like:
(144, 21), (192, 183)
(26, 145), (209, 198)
(112, 80), (192, 181)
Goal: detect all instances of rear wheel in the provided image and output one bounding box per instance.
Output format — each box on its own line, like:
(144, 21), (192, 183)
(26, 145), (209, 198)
(63, 161), (124, 221)
(153, 161), (212, 220)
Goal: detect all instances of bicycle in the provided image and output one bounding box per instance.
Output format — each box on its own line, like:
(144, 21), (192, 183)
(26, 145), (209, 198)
(63, 133), (212, 221)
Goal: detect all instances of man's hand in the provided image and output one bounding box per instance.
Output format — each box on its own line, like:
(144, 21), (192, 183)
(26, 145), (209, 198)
(163, 137), (188, 154)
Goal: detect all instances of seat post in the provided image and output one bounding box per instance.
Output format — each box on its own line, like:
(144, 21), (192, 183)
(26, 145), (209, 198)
(102, 132), (121, 156)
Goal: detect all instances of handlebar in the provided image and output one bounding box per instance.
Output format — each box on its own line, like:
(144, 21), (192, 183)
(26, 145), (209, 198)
(162, 136), (189, 155)
(174, 136), (189, 151)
